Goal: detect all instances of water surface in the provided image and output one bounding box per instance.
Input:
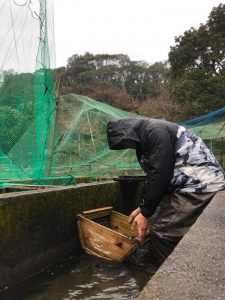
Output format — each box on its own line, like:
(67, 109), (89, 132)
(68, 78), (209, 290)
(2, 252), (152, 300)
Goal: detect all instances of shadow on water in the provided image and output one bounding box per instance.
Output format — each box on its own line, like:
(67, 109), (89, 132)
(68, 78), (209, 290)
(1, 250), (154, 300)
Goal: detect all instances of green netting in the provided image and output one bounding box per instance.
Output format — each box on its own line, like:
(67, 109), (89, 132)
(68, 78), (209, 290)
(0, 0), (224, 188)
(190, 119), (225, 139)
(0, 0), (57, 187)
(51, 94), (142, 178)
(181, 108), (225, 169)
(0, 0), (143, 187)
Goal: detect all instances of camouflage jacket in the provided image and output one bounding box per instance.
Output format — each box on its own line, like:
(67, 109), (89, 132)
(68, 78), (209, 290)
(171, 127), (225, 193)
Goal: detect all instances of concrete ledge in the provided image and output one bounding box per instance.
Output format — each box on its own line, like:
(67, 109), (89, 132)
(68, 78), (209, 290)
(0, 181), (123, 290)
(138, 191), (225, 299)
(0, 178), (144, 291)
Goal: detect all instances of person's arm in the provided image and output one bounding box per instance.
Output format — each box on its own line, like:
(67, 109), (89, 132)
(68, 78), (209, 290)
(139, 128), (175, 217)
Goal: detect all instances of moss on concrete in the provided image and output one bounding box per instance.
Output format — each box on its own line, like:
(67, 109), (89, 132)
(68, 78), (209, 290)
(0, 180), (141, 290)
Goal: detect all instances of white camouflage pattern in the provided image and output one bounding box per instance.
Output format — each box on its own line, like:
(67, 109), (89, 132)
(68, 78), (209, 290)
(171, 126), (225, 192)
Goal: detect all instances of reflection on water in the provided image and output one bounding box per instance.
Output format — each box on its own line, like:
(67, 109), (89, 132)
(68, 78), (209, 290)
(1, 252), (152, 300)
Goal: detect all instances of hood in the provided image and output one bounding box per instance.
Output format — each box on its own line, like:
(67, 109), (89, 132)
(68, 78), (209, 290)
(106, 118), (141, 150)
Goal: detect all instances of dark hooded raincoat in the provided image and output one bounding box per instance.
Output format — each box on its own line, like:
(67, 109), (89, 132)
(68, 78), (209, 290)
(107, 118), (225, 216)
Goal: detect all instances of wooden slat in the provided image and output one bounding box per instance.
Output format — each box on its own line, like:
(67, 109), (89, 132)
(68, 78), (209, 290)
(110, 211), (138, 237)
(77, 215), (138, 261)
(110, 211), (151, 246)
(82, 206), (113, 220)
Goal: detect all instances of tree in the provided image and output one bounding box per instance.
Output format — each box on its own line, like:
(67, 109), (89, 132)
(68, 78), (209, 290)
(168, 3), (225, 116)
(59, 52), (168, 104)
(0, 106), (26, 153)
(0, 71), (34, 109)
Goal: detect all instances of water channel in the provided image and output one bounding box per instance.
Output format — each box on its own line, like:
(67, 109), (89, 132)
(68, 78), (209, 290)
(2, 251), (153, 300)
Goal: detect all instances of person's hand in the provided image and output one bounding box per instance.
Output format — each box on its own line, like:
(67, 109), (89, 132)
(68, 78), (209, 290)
(131, 213), (150, 242)
(128, 207), (141, 224)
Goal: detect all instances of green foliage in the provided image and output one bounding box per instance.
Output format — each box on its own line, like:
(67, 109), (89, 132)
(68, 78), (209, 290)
(0, 71), (34, 108)
(168, 3), (225, 116)
(0, 71), (36, 153)
(56, 53), (168, 106)
(0, 105), (26, 153)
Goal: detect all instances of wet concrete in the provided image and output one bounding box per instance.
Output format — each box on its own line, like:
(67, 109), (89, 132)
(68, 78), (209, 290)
(138, 190), (225, 299)
(3, 180), (225, 299)
(0, 181), (121, 290)
(0, 180), (143, 291)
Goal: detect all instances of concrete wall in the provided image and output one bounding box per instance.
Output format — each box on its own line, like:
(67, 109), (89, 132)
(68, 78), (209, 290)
(0, 180), (143, 291)
(2, 179), (223, 298)
(138, 190), (225, 300)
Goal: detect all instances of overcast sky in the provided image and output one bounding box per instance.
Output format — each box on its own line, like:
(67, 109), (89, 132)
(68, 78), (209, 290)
(54, 0), (223, 67)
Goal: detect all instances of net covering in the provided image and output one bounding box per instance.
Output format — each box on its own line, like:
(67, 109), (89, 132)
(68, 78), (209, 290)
(51, 93), (225, 179)
(0, 0), (224, 187)
(0, 0), (56, 186)
(51, 94), (141, 178)
(181, 108), (225, 170)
